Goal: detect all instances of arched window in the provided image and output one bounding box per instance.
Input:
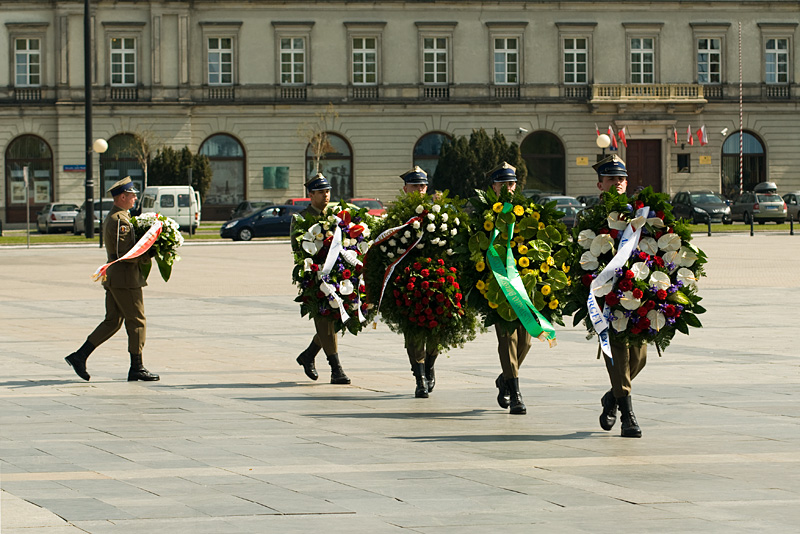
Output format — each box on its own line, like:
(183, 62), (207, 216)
(5, 135), (53, 223)
(520, 131), (565, 194)
(199, 133), (246, 220)
(721, 131), (766, 199)
(305, 133), (352, 200)
(99, 134), (145, 195)
(413, 132), (451, 178)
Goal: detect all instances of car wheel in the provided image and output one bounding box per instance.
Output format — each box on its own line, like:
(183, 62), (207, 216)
(73, 223), (81, 235)
(758, 220), (766, 225)
(238, 227), (253, 241)
(743, 211), (752, 225)
(723, 219), (733, 225)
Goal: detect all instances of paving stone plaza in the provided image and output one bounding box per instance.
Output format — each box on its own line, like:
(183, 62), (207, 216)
(1, 234), (799, 533)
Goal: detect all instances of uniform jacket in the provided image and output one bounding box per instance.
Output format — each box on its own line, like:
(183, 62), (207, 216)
(102, 205), (150, 289)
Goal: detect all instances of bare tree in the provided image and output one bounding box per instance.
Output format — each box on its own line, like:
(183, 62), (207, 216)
(297, 102), (338, 177)
(116, 128), (163, 189)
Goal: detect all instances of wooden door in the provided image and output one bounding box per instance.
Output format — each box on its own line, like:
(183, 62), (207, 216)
(625, 140), (662, 192)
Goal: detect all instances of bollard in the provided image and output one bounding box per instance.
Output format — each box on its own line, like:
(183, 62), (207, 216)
(791, 214), (794, 236)
(0, 219), (3, 237)
(707, 218), (712, 237)
(750, 216), (754, 236)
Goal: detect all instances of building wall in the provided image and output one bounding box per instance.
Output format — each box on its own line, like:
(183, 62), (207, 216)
(2, 0), (800, 223)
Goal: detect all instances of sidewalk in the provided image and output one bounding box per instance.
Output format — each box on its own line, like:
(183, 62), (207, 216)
(1, 235), (799, 533)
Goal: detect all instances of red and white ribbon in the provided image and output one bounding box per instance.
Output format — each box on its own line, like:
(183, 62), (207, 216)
(370, 215), (424, 310)
(91, 221), (163, 282)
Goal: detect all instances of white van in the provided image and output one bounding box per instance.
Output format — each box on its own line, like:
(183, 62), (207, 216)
(139, 186), (201, 233)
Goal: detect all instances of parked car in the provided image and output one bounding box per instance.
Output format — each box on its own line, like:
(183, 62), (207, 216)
(782, 191), (800, 222)
(576, 195), (601, 208)
(555, 205), (581, 228)
(347, 198), (386, 216)
(36, 202), (79, 233)
(220, 204), (302, 241)
(73, 199), (115, 235)
(730, 182), (787, 224)
(230, 200), (274, 220)
(537, 195), (585, 208)
(139, 186), (202, 233)
(285, 197), (311, 208)
(671, 190), (732, 224)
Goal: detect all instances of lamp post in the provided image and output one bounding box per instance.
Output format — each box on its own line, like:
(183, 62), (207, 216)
(596, 133), (611, 159)
(92, 138), (108, 246)
(84, 0), (94, 238)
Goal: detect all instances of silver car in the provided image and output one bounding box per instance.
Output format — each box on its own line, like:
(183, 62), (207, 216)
(782, 191), (800, 222)
(730, 190), (786, 224)
(73, 199), (115, 236)
(36, 203), (79, 233)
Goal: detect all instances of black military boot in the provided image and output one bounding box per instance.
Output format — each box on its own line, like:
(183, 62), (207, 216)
(495, 374), (510, 409)
(127, 353), (160, 381)
(506, 377), (527, 415)
(413, 362), (429, 398)
(326, 353), (351, 385)
(65, 340), (95, 381)
(599, 389), (618, 431)
(296, 341), (321, 381)
(617, 396), (642, 438)
(424, 353), (437, 392)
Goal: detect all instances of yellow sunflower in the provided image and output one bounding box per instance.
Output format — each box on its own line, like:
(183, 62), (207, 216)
(538, 222), (546, 230)
(531, 211), (541, 221)
(521, 268), (532, 275)
(492, 202), (503, 213)
(483, 220), (494, 231)
(518, 257), (530, 268)
(540, 262), (550, 273)
(541, 284), (551, 296)
(548, 299), (559, 309)
(513, 205), (525, 216)
(517, 244), (528, 254)
(476, 261), (486, 272)
(547, 256), (555, 266)
(476, 279), (486, 290)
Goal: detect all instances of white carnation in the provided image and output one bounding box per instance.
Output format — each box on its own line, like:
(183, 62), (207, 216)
(441, 213), (449, 222)
(415, 205), (424, 214)
(412, 221), (421, 229)
(426, 223), (436, 232)
(432, 204), (441, 213)
(440, 224), (448, 232)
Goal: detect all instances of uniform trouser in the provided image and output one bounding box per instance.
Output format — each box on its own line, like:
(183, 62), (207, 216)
(601, 341), (647, 398)
(312, 316), (338, 356)
(404, 333), (438, 366)
(495, 324), (532, 379)
(87, 287), (146, 355)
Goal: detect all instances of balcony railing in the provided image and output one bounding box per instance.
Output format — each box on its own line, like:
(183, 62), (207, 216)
(563, 85), (591, 100)
(14, 87), (42, 102)
(110, 87), (138, 101)
(422, 85), (450, 100)
(494, 85), (520, 100)
(280, 86), (307, 100)
(592, 83), (705, 101)
(764, 84), (790, 99)
(207, 86), (235, 101)
(351, 86), (379, 100)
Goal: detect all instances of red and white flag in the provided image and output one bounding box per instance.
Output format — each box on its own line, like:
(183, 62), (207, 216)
(608, 125), (618, 151)
(697, 125), (708, 146)
(618, 126), (628, 148)
(674, 128), (678, 145)
(686, 125), (694, 146)
(595, 123), (601, 136)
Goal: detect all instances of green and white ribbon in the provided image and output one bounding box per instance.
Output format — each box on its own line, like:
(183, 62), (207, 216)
(486, 203), (556, 346)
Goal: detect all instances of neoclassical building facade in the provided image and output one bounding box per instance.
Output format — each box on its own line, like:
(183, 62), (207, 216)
(2, 0), (799, 222)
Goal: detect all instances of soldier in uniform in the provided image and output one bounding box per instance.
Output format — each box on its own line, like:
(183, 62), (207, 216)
(293, 173), (351, 385)
(399, 166), (439, 398)
(487, 162), (530, 415)
(593, 154), (645, 438)
(65, 177), (159, 382)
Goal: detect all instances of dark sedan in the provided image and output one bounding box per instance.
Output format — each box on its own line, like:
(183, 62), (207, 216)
(220, 205), (301, 241)
(672, 191), (732, 224)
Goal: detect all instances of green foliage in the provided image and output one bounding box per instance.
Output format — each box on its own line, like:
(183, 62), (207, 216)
(149, 146), (213, 202)
(432, 129), (527, 198)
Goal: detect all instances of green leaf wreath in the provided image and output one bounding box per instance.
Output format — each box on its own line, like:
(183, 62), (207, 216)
(131, 212), (184, 282)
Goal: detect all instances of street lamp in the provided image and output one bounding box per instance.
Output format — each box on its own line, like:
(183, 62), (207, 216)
(91, 138), (108, 247)
(596, 133), (611, 158)
(84, 0), (94, 238)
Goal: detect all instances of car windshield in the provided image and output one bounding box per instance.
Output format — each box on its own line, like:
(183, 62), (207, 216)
(757, 194), (782, 202)
(351, 200), (383, 209)
(555, 205), (579, 216)
(545, 197), (581, 207)
(54, 204), (78, 212)
(690, 193), (725, 204)
(292, 200), (311, 208)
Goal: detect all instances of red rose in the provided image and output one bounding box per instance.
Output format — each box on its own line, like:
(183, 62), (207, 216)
(449, 266), (457, 273)
(394, 275), (401, 283)
(657, 289), (667, 300)
(446, 276), (455, 284)
(420, 269), (430, 277)
(316, 291), (325, 298)
(635, 200), (644, 209)
(437, 268), (446, 276)
(337, 210), (352, 225)
(438, 259), (445, 265)
(395, 299), (403, 306)
(598, 228), (610, 234)
(425, 257), (433, 264)
(582, 274), (594, 287)
(452, 282), (460, 290)
(610, 229), (619, 239)
(428, 320), (438, 328)
(359, 285), (365, 292)
(619, 279), (633, 292)
(406, 282), (415, 291)
(321, 308), (331, 316)
(654, 256), (665, 268)
(436, 293), (446, 302)
(414, 290), (422, 298)
(637, 307), (648, 317)
(638, 252), (649, 260)
(342, 269), (352, 279)
(409, 316), (417, 323)
(438, 277), (446, 284)
(311, 264), (320, 272)
(425, 308), (433, 316)
(393, 289), (400, 298)
(421, 281), (430, 290)
(456, 301), (462, 308)
(632, 288), (643, 299)
(455, 293), (463, 301)
(404, 267), (410, 274)
(630, 326), (641, 334)
(422, 297), (430, 305)
(668, 227), (674, 233)
(413, 262), (422, 270)
(605, 293), (620, 306)
(348, 225), (363, 239)
(638, 317), (651, 329)
(445, 300), (452, 308)
(426, 290), (434, 298)
(624, 270), (635, 280)
(657, 210), (665, 219)
(664, 304), (676, 317)
(436, 306), (444, 315)
(644, 300), (656, 310)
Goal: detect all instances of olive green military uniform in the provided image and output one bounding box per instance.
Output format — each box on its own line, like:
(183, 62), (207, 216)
(292, 203), (338, 357)
(495, 324), (532, 379)
(602, 341), (647, 398)
(86, 205), (151, 355)
(404, 334), (438, 366)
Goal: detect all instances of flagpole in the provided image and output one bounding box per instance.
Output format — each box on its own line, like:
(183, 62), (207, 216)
(739, 21), (743, 195)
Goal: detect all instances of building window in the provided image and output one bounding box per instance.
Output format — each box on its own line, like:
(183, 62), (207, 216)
(199, 133), (246, 220)
(765, 38), (789, 84)
(494, 38), (518, 84)
(110, 38), (136, 86)
(99, 134), (146, 194)
(413, 132), (452, 179)
(281, 38), (306, 84)
(630, 37), (654, 84)
(563, 37), (587, 84)
(352, 37), (377, 85)
(305, 133), (353, 200)
(15, 38), (40, 86)
(677, 154), (691, 173)
(520, 131), (565, 194)
(697, 38), (721, 84)
(4, 135), (53, 223)
(423, 37), (448, 84)
(721, 131), (766, 198)
(208, 37), (233, 85)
